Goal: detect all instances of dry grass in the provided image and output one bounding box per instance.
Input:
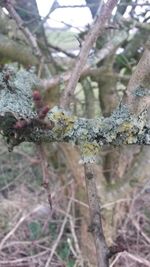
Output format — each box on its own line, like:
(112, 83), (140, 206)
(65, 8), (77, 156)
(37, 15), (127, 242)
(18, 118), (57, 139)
(0, 139), (85, 267)
(111, 183), (150, 267)
(0, 138), (150, 267)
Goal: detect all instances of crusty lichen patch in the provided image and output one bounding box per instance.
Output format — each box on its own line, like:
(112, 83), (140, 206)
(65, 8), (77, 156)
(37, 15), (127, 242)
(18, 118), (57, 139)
(48, 106), (76, 139)
(0, 66), (39, 119)
(79, 142), (99, 164)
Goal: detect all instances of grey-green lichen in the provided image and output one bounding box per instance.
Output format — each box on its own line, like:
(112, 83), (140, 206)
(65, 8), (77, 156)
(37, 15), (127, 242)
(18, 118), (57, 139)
(0, 67), (149, 163)
(134, 86), (150, 97)
(0, 65), (39, 119)
(47, 104), (149, 162)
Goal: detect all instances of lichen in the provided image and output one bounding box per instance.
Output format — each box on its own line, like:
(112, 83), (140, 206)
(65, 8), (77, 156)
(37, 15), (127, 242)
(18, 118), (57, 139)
(0, 66), (40, 119)
(48, 106), (76, 140)
(79, 141), (99, 164)
(134, 86), (150, 97)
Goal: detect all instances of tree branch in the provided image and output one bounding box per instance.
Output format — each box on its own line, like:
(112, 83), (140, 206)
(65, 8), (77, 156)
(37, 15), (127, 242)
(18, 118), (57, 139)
(42, 29), (128, 91)
(0, 68), (149, 151)
(60, 0), (119, 109)
(84, 164), (109, 267)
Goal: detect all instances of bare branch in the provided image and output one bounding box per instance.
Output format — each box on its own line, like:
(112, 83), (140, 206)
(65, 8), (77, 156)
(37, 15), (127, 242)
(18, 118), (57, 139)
(84, 164), (109, 267)
(48, 42), (76, 58)
(37, 144), (52, 209)
(43, 28), (127, 91)
(60, 0), (119, 109)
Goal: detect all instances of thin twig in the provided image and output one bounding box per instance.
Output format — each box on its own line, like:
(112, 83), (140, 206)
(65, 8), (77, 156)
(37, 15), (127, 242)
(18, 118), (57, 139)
(110, 252), (122, 267)
(37, 144), (52, 209)
(69, 217), (83, 262)
(110, 251), (150, 267)
(0, 249), (50, 265)
(124, 251), (150, 266)
(48, 42), (76, 58)
(0, 213), (25, 251)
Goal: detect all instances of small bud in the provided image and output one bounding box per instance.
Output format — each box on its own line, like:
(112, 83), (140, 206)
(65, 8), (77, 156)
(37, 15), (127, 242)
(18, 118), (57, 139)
(4, 73), (10, 81)
(38, 105), (50, 119)
(32, 90), (41, 102)
(14, 120), (27, 129)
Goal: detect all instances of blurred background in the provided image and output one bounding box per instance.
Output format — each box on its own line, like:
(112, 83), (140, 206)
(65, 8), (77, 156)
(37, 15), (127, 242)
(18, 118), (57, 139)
(0, 0), (150, 266)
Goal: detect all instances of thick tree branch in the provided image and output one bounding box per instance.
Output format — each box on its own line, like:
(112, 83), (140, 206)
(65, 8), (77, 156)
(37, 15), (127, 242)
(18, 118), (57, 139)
(0, 68), (149, 152)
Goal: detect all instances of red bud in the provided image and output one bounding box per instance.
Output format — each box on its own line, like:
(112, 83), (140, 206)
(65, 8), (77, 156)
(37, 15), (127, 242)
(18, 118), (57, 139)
(38, 105), (50, 119)
(32, 90), (41, 102)
(4, 73), (10, 81)
(14, 120), (27, 129)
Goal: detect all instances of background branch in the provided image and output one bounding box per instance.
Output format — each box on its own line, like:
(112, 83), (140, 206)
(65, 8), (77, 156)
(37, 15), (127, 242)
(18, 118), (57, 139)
(4, 1), (42, 58)
(123, 41), (150, 115)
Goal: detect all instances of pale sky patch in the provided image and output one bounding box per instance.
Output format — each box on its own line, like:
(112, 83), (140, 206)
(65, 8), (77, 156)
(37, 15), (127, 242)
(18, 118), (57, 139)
(36, 0), (92, 29)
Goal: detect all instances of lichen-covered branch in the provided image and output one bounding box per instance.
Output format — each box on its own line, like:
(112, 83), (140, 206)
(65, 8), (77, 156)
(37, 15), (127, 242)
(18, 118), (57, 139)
(0, 68), (149, 158)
